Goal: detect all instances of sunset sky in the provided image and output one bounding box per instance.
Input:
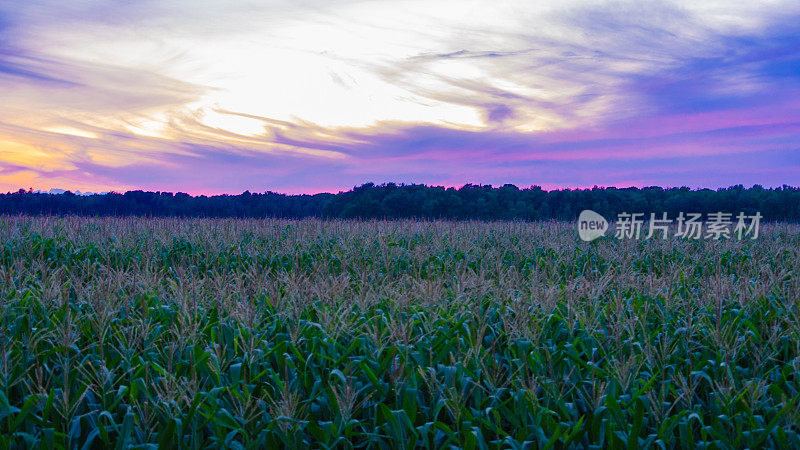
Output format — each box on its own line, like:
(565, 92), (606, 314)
(1, 0), (799, 194)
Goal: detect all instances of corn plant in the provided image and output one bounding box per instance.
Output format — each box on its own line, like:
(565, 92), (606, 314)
(0, 216), (798, 448)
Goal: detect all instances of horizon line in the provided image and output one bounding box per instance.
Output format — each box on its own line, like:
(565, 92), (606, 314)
(9, 182), (799, 198)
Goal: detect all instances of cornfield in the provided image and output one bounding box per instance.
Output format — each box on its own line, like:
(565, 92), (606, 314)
(0, 216), (799, 448)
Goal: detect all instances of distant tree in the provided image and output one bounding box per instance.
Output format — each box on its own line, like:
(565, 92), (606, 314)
(0, 184), (798, 221)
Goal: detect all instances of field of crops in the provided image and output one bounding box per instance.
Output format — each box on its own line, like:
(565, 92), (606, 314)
(0, 216), (799, 448)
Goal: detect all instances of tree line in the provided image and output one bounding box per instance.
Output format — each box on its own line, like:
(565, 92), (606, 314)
(1, 183), (798, 221)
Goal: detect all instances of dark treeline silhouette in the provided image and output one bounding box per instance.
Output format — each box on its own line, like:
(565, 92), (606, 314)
(1, 183), (799, 221)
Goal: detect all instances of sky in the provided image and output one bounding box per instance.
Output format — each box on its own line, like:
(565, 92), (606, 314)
(0, 0), (799, 194)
